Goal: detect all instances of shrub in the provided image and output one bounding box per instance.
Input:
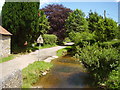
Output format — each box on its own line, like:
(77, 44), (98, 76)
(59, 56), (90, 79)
(77, 45), (120, 84)
(63, 37), (71, 43)
(105, 65), (120, 89)
(57, 46), (73, 56)
(43, 34), (57, 45)
(69, 32), (96, 47)
(99, 39), (120, 48)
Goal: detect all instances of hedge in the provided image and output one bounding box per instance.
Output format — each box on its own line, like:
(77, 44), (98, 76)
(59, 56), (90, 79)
(43, 34), (57, 45)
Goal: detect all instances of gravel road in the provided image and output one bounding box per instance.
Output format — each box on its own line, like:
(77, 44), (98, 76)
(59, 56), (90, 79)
(0, 46), (66, 79)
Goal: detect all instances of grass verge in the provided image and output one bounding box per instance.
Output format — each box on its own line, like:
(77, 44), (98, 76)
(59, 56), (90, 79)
(25, 44), (58, 53)
(57, 46), (73, 56)
(0, 55), (15, 63)
(39, 44), (57, 49)
(22, 61), (53, 88)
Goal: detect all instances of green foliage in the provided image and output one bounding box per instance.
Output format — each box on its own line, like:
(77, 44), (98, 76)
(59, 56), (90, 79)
(2, 2), (40, 52)
(87, 11), (103, 32)
(43, 34), (57, 45)
(116, 25), (120, 39)
(87, 11), (118, 42)
(94, 18), (117, 42)
(65, 9), (88, 34)
(65, 9), (119, 89)
(105, 65), (120, 89)
(76, 45), (120, 86)
(99, 39), (120, 48)
(69, 32), (96, 47)
(28, 44), (57, 52)
(63, 37), (71, 43)
(57, 46), (72, 56)
(22, 61), (53, 88)
(37, 10), (50, 34)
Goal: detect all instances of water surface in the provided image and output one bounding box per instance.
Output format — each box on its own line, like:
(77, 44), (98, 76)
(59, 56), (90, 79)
(34, 56), (93, 88)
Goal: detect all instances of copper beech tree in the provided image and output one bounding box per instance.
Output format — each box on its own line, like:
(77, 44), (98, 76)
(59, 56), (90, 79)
(41, 4), (72, 40)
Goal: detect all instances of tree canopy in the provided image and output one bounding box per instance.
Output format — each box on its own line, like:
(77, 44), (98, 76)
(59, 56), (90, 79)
(2, 2), (40, 52)
(37, 10), (50, 35)
(87, 11), (103, 32)
(41, 4), (72, 40)
(87, 10), (118, 42)
(65, 9), (88, 34)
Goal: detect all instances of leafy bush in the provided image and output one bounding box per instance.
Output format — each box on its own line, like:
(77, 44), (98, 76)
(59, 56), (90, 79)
(99, 39), (120, 48)
(43, 34), (57, 45)
(63, 37), (71, 43)
(69, 32), (96, 47)
(105, 65), (120, 89)
(77, 45), (120, 85)
(57, 46), (73, 56)
(94, 18), (117, 42)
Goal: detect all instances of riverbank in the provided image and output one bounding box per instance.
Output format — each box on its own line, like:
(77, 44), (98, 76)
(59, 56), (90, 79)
(22, 61), (53, 88)
(33, 56), (93, 88)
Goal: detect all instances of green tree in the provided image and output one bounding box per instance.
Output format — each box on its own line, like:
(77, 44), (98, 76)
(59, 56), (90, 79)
(94, 18), (117, 42)
(116, 25), (120, 39)
(87, 10), (118, 42)
(2, 1), (40, 52)
(87, 10), (103, 32)
(37, 10), (50, 35)
(65, 9), (88, 34)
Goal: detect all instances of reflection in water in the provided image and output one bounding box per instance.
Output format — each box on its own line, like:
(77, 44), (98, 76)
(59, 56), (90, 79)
(34, 56), (93, 88)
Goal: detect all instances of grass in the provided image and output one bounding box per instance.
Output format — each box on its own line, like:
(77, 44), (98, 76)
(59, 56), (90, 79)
(0, 55), (15, 63)
(13, 44), (58, 54)
(39, 44), (57, 49)
(22, 61), (53, 88)
(57, 46), (73, 56)
(24, 44), (58, 53)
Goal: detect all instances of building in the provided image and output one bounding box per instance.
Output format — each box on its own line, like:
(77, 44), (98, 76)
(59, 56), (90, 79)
(0, 26), (12, 57)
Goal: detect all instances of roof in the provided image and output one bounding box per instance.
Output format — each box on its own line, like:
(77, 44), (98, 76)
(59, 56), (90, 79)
(0, 26), (12, 35)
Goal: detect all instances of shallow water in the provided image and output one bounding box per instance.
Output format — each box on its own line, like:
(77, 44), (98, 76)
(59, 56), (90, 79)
(33, 56), (93, 88)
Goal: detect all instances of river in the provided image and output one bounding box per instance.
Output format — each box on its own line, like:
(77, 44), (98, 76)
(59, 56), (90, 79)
(33, 56), (93, 88)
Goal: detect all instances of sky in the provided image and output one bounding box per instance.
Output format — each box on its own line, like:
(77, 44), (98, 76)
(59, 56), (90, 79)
(41, 2), (118, 22)
(0, 0), (119, 22)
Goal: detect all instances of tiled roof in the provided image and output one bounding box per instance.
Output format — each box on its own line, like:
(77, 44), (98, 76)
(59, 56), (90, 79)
(0, 26), (12, 35)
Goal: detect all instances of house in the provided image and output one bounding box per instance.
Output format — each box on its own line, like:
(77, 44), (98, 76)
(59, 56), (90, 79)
(0, 26), (12, 57)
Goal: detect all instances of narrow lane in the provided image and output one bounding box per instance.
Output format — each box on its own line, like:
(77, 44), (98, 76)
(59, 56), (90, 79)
(0, 46), (66, 79)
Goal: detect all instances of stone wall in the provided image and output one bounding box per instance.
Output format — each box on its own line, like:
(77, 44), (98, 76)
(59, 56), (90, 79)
(0, 70), (22, 89)
(0, 35), (11, 57)
(0, 34), (2, 57)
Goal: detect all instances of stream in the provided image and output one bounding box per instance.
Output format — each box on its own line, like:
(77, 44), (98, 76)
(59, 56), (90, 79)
(33, 56), (93, 88)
